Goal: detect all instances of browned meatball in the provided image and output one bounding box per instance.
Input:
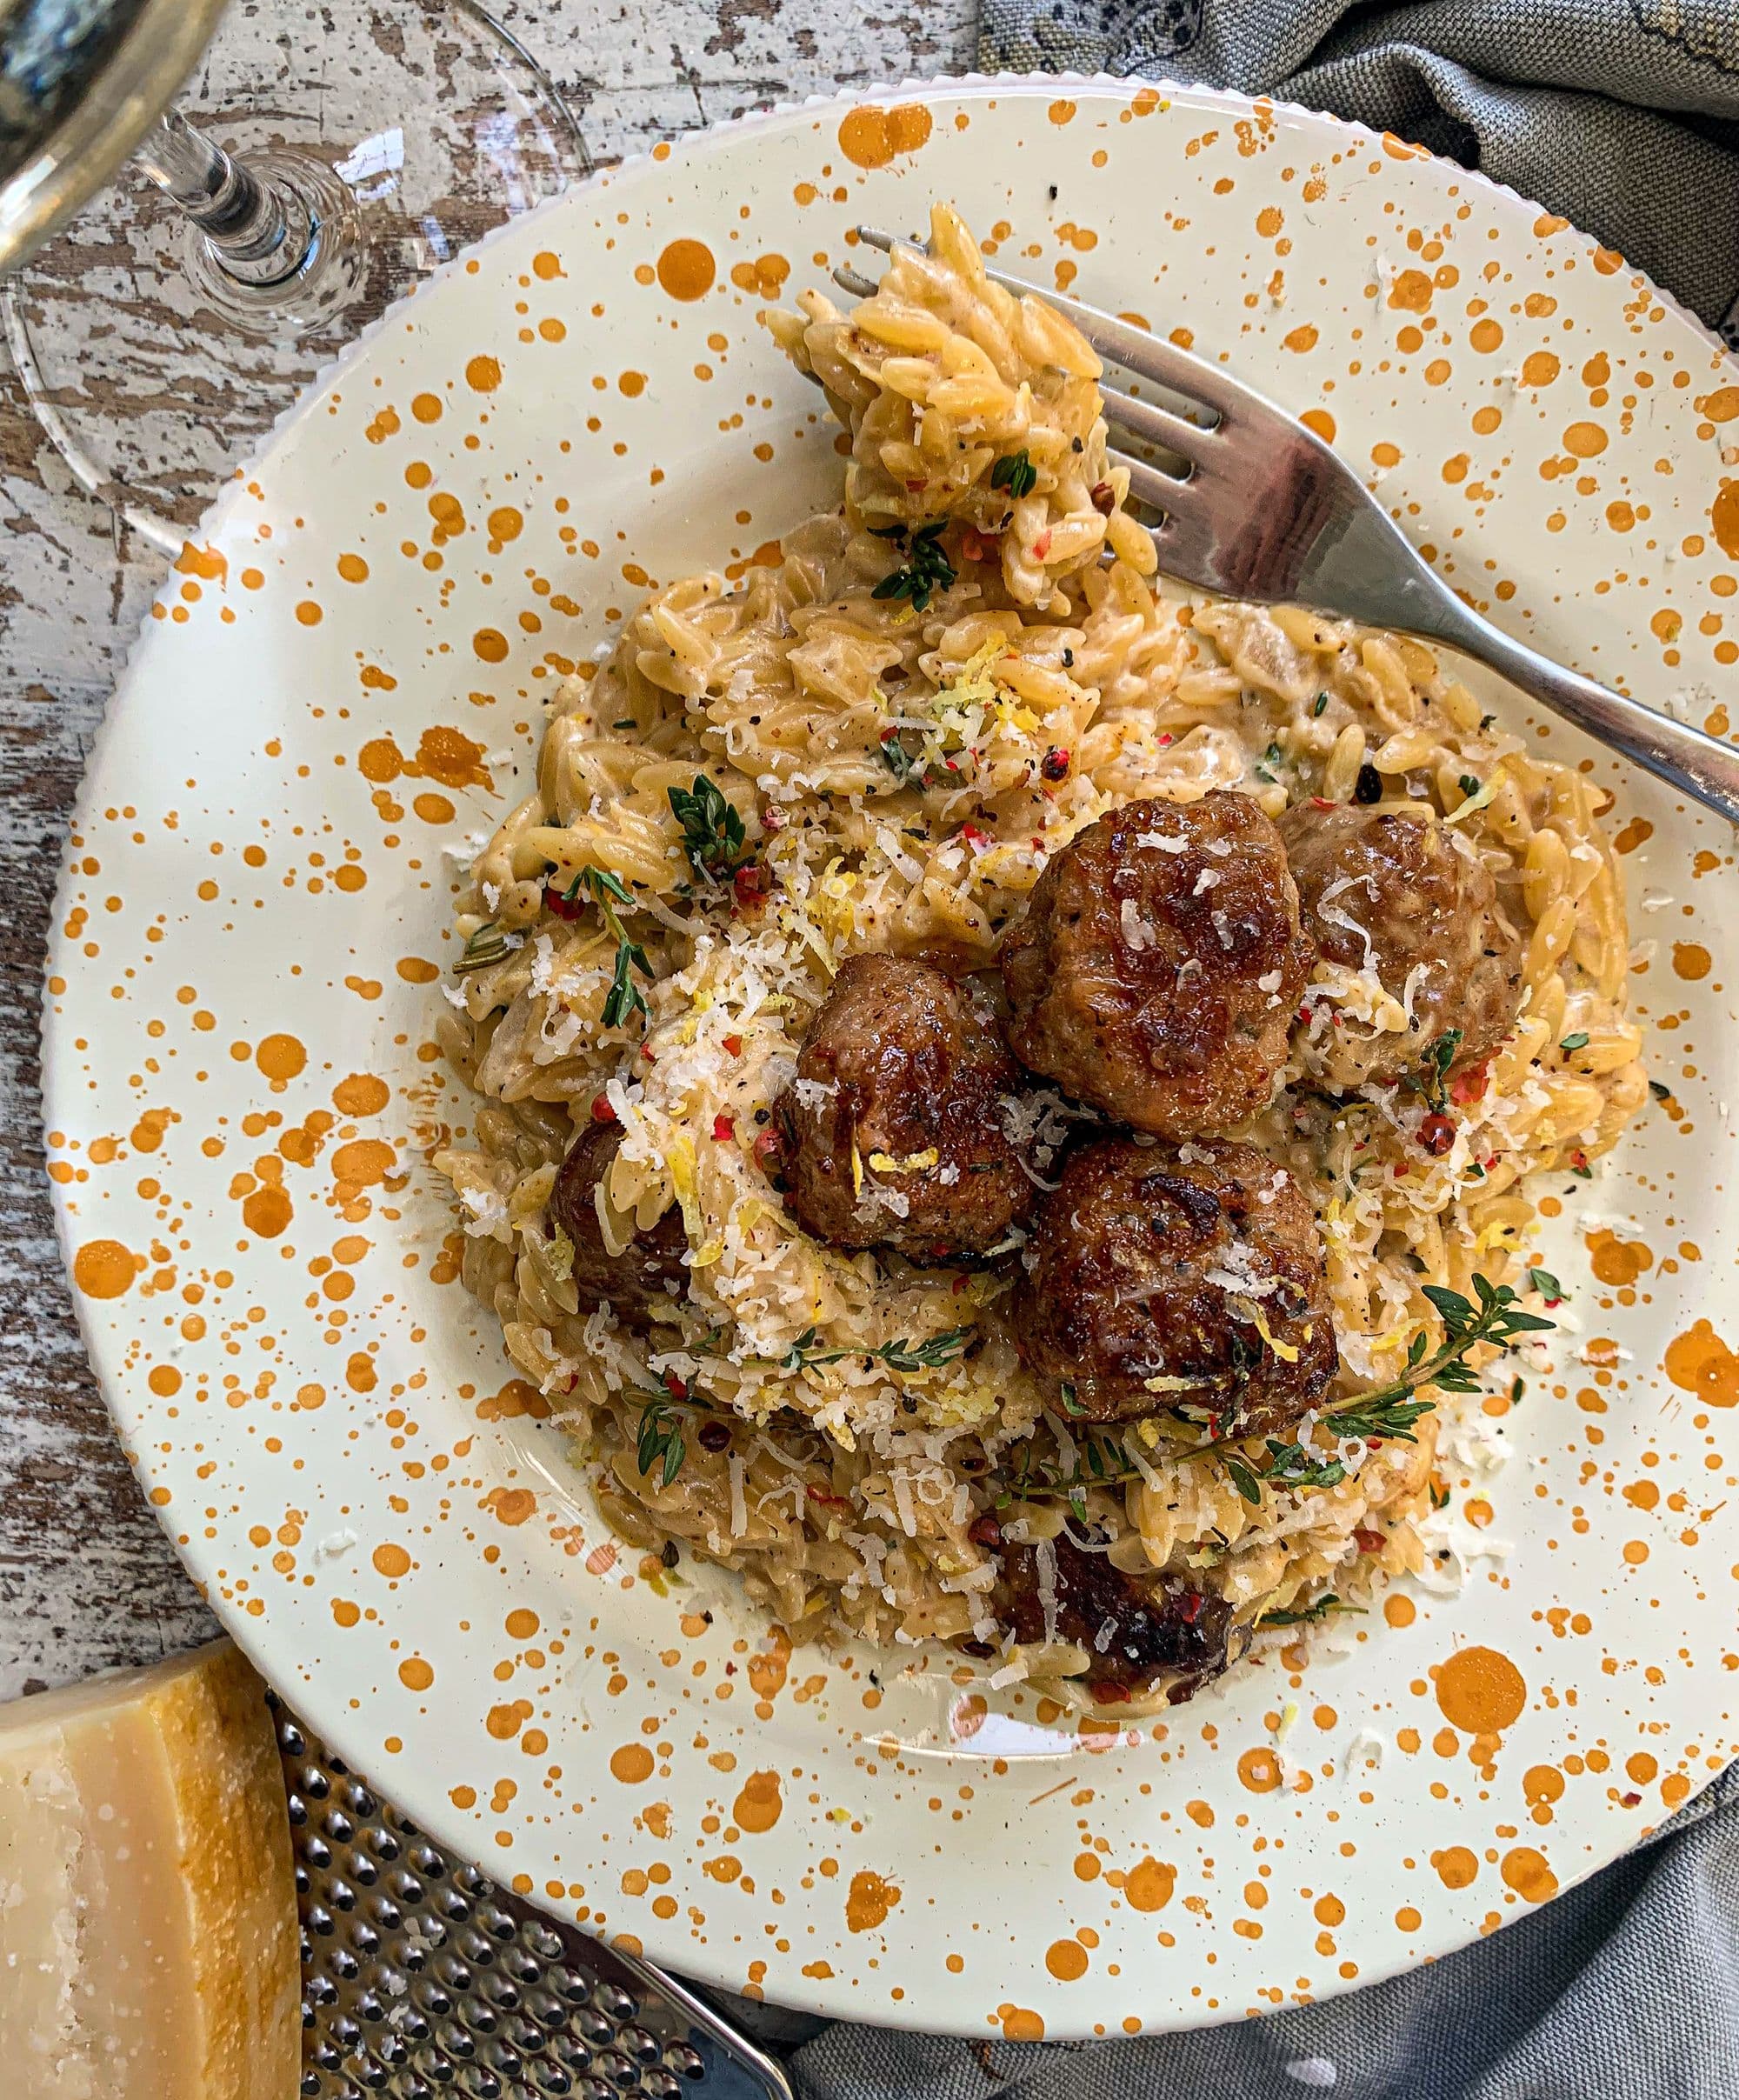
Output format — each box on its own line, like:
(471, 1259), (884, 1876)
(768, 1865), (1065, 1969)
(547, 1121), (689, 1326)
(1013, 1135), (1337, 1431)
(993, 1528), (1246, 1705)
(1001, 791), (1313, 1137)
(1279, 800), (1522, 1090)
(770, 952), (1036, 1263)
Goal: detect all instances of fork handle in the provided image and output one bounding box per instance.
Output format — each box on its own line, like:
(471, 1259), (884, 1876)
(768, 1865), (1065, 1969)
(1417, 596), (1739, 828)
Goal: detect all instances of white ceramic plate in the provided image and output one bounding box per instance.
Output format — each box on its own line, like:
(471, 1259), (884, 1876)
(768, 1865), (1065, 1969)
(45, 77), (1739, 2039)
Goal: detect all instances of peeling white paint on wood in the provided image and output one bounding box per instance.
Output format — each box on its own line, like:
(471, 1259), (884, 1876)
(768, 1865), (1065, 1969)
(0, 0), (973, 1700)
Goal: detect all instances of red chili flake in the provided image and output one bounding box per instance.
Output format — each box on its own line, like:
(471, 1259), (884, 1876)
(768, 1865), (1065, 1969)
(663, 1371), (689, 1399)
(641, 1045), (657, 1063)
(733, 862), (771, 910)
(590, 1094), (617, 1124)
(712, 1112), (736, 1142)
(1156, 731), (1173, 747)
(952, 1272), (970, 1295)
(1621, 1790), (1642, 1807)
(1089, 481), (1116, 516)
(1296, 1006), (1313, 1024)
(959, 526), (997, 563)
(1176, 1590), (1204, 1623)
(1309, 796), (1336, 810)
(808, 1488), (851, 1510)
(698, 1420), (733, 1452)
(1418, 1111), (1456, 1157)
(760, 803), (785, 831)
(1354, 1528), (1385, 1553)
(753, 1126), (783, 1170)
(905, 478), (927, 492)
(1088, 1678), (1131, 1705)
(969, 1514), (1003, 1547)
(543, 883), (582, 920)
(1039, 747), (1069, 783)
(1031, 530), (1053, 560)
(960, 822), (991, 850)
(1449, 1057), (1492, 1106)
(1570, 1148), (1590, 1172)
(722, 1034), (743, 1057)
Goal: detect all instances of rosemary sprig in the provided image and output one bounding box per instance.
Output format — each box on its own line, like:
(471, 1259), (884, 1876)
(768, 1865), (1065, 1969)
(668, 774), (750, 882)
(871, 521), (956, 613)
(560, 864), (653, 1029)
(989, 448), (1037, 499)
(1016, 1277), (1553, 1507)
(636, 1397), (686, 1488)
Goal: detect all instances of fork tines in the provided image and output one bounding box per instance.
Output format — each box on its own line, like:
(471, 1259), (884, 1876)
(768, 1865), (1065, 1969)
(835, 224), (1240, 516)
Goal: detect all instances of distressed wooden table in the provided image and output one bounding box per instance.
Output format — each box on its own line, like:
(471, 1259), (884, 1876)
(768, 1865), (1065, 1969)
(0, 0), (973, 1703)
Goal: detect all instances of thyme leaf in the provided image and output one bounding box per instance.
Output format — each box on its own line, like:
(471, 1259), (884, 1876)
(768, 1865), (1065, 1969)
(636, 1398), (686, 1489)
(1407, 1027), (1463, 1114)
(871, 521), (956, 613)
(454, 921), (517, 975)
(990, 448), (1037, 499)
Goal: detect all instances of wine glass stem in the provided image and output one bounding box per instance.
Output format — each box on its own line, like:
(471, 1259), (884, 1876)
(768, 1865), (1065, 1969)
(134, 109), (310, 280)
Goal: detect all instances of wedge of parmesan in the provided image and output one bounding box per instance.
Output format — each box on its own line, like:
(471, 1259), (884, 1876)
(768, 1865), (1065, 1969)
(0, 1639), (298, 2100)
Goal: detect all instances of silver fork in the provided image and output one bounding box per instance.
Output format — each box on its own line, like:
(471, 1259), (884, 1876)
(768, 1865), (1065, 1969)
(839, 230), (1739, 827)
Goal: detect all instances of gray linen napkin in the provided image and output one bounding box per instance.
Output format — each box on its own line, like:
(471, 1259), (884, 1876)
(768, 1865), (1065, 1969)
(977, 0), (1739, 342)
(767, 7), (1739, 2092)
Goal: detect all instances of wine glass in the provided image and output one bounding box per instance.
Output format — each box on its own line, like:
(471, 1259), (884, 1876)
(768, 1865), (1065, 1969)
(0, 0), (588, 554)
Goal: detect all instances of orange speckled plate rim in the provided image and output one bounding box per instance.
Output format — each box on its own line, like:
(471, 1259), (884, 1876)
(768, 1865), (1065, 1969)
(41, 71), (1739, 2039)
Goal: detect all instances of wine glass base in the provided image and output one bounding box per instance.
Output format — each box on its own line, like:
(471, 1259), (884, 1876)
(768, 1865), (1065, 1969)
(3, 0), (588, 556)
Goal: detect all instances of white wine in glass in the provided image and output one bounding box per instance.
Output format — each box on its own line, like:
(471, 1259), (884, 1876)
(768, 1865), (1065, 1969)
(0, 0), (587, 552)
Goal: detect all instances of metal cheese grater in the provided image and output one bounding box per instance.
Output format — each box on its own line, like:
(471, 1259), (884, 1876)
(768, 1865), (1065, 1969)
(270, 1697), (795, 2100)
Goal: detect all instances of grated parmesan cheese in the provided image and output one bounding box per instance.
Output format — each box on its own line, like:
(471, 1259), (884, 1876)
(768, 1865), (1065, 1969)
(1034, 1537), (1061, 1648)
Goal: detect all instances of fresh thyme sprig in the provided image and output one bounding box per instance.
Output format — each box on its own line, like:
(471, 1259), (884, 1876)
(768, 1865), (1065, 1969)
(559, 864), (653, 1029)
(668, 774), (750, 882)
(990, 448), (1037, 499)
(1256, 1593), (1363, 1630)
(1012, 1277), (1553, 1509)
(772, 1325), (972, 1376)
(871, 521), (956, 613)
(636, 1397), (686, 1488)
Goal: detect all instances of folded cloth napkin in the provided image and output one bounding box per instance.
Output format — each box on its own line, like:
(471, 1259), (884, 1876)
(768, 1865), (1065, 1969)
(977, 0), (1739, 340)
(760, 7), (1739, 2093)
